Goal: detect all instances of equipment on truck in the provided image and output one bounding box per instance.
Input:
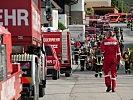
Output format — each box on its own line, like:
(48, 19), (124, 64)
(0, 0), (46, 99)
(0, 26), (22, 100)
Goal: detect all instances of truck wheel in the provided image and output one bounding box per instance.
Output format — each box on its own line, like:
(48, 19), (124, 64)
(65, 73), (70, 77)
(39, 85), (45, 97)
(52, 70), (58, 80)
(57, 70), (60, 79)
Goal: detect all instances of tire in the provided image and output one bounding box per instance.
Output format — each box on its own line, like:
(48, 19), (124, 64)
(52, 70), (58, 80)
(57, 70), (60, 79)
(39, 85), (45, 97)
(65, 73), (70, 77)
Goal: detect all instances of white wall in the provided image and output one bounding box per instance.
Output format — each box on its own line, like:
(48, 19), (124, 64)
(58, 14), (67, 28)
(71, 0), (85, 11)
(84, 0), (111, 6)
(52, 9), (58, 29)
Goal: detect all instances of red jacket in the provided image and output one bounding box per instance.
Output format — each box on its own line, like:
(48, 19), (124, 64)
(100, 37), (121, 62)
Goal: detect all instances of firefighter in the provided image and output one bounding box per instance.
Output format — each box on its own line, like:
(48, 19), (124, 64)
(100, 30), (121, 92)
(73, 46), (80, 65)
(119, 41), (124, 56)
(122, 48), (131, 74)
(79, 48), (87, 71)
(114, 27), (120, 42)
(94, 42), (103, 78)
(120, 27), (124, 41)
(127, 21), (130, 28)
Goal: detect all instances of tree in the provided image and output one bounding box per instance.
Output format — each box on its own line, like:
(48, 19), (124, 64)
(58, 22), (66, 30)
(86, 7), (94, 15)
(111, 0), (130, 13)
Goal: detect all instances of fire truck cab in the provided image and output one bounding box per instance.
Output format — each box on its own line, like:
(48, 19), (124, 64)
(45, 45), (60, 80)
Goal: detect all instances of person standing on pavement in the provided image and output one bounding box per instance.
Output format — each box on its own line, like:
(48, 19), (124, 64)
(73, 46), (80, 65)
(120, 27), (124, 42)
(122, 48), (131, 74)
(94, 41), (103, 78)
(79, 48), (87, 71)
(100, 30), (121, 92)
(114, 27), (120, 42)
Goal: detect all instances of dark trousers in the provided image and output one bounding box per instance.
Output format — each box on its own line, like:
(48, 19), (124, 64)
(95, 65), (102, 73)
(125, 61), (130, 71)
(80, 60), (85, 68)
(74, 55), (79, 64)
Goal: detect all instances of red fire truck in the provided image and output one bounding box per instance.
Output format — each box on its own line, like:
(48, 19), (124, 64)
(127, 13), (133, 21)
(0, 26), (22, 100)
(107, 13), (127, 23)
(45, 45), (60, 80)
(42, 30), (72, 77)
(0, 0), (46, 99)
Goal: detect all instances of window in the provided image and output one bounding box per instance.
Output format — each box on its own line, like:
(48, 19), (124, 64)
(45, 46), (53, 56)
(33, 0), (38, 7)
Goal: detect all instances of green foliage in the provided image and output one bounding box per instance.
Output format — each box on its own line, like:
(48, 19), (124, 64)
(86, 7), (94, 15)
(111, 0), (130, 13)
(58, 22), (66, 30)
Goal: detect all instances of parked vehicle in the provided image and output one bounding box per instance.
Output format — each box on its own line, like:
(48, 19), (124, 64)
(0, 26), (22, 100)
(0, 0), (46, 99)
(118, 13), (127, 23)
(42, 30), (72, 77)
(108, 14), (120, 23)
(45, 45), (60, 80)
(85, 15), (100, 27)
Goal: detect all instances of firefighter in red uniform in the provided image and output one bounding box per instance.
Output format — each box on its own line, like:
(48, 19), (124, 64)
(100, 30), (121, 92)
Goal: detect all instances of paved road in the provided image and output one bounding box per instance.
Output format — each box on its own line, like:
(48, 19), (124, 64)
(40, 64), (133, 100)
(40, 24), (133, 100)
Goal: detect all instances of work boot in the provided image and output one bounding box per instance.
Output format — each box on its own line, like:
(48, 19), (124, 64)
(125, 70), (128, 74)
(129, 70), (131, 74)
(76, 61), (78, 65)
(99, 73), (102, 78)
(95, 74), (98, 78)
(81, 67), (84, 71)
(106, 86), (111, 92)
(112, 89), (115, 92)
